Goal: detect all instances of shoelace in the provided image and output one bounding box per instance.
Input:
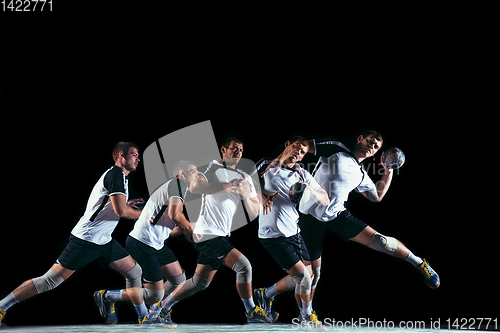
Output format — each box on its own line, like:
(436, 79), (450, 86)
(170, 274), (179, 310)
(419, 260), (432, 278)
(159, 309), (172, 321)
(254, 306), (266, 316)
(252, 306), (271, 322)
(109, 302), (116, 314)
(309, 312), (321, 325)
(268, 297), (274, 311)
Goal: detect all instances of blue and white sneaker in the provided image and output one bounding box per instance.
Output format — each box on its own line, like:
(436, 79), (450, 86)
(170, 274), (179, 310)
(158, 308), (177, 328)
(147, 302), (162, 322)
(416, 259), (440, 288)
(93, 290), (118, 324)
(253, 288), (279, 322)
(246, 305), (272, 323)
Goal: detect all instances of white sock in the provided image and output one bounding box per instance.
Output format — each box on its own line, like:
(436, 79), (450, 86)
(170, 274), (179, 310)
(161, 293), (178, 311)
(300, 299), (312, 316)
(0, 292), (19, 311)
(264, 284), (278, 299)
(104, 290), (124, 302)
(241, 297), (256, 315)
(405, 251), (424, 267)
(133, 302), (148, 319)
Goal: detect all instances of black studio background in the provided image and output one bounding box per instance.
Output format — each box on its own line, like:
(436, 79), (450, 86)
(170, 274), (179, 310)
(1, 21), (495, 328)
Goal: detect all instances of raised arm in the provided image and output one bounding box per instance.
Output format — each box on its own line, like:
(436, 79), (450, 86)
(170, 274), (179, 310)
(361, 167), (393, 203)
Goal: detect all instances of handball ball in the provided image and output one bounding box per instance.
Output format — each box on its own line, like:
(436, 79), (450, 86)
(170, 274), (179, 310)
(381, 147), (405, 169)
(289, 181), (307, 204)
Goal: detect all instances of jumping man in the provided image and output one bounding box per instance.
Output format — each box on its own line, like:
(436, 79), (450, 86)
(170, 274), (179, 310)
(263, 131), (440, 318)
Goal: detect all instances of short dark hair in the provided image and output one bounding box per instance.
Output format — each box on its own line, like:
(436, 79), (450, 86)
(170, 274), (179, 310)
(287, 135), (309, 148)
(173, 160), (194, 176)
(358, 130), (383, 143)
(221, 136), (243, 148)
(112, 142), (139, 161)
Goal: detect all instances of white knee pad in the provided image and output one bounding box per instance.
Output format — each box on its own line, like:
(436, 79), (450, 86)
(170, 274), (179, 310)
(368, 232), (398, 255)
(182, 273), (211, 295)
(164, 272), (186, 296)
(143, 288), (164, 304)
(123, 263), (143, 289)
(285, 275), (296, 290)
(32, 269), (65, 294)
(311, 266), (321, 290)
(291, 268), (312, 296)
(232, 255), (252, 284)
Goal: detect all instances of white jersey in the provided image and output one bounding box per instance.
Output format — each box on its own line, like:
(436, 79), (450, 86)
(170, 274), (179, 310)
(299, 139), (376, 222)
(255, 159), (321, 239)
(129, 178), (188, 250)
(193, 160), (257, 237)
(71, 166), (129, 245)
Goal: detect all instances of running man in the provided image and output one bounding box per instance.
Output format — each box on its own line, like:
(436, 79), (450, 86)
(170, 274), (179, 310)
(252, 136), (329, 330)
(157, 137), (271, 323)
(0, 142), (148, 326)
(94, 160), (199, 327)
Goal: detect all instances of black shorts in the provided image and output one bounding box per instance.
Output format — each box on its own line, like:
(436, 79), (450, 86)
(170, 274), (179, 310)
(57, 235), (130, 270)
(298, 210), (367, 261)
(260, 233), (311, 271)
(194, 236), (234, 270)
(126, 236), (178, 283)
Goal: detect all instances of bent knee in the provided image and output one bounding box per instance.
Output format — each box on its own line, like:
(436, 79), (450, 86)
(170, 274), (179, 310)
(368, 232), (398, 254)
(123, 263), (143, 289)
(143, 288), (164, 304)
(232, 255), (252, 284)
(292, 268), (312, 296)
(183, 273), (211, 295)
